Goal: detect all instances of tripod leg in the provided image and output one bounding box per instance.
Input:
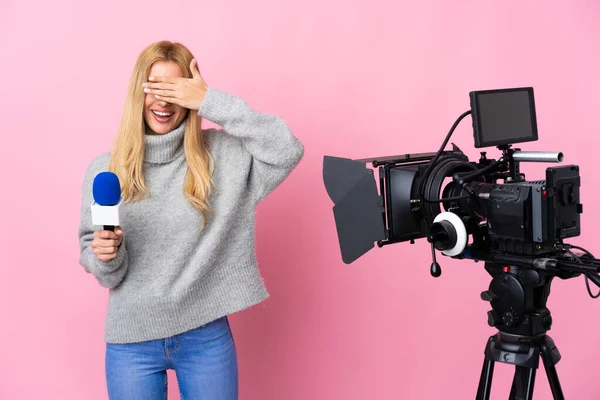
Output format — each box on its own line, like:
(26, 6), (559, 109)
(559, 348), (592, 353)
(476, 359), (495, 400)
(540, 343), (565, 400)
(476, 336), (496, 400)
(509, 366), (536, 400)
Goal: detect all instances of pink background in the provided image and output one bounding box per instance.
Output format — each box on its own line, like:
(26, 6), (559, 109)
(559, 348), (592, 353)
(2, 1), (600, 399)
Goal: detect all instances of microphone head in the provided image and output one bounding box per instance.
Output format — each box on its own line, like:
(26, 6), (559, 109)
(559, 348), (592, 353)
(92, 172), (121, 206)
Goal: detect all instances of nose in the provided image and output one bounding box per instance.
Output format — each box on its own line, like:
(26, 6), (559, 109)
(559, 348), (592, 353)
(158, 100), (168, 107)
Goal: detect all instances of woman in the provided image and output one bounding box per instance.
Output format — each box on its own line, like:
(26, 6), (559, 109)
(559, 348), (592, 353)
(77, 41), (304, 399)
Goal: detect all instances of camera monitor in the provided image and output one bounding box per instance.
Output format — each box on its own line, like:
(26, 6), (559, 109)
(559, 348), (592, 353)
(470, 87), (538, 148)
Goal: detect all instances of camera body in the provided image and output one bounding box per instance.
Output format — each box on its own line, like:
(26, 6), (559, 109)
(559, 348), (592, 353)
(323, 87), (583, 265)
(466, 166), (582, 256)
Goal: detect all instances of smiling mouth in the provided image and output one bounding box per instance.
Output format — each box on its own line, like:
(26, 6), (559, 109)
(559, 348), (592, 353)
(151, 110), (174, 123)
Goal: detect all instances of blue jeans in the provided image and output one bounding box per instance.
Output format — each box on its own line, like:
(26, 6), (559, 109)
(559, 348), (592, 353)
(105, 316), (238, 400)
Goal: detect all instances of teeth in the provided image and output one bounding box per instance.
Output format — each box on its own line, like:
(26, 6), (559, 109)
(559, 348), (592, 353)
(153, 111), (173, 117)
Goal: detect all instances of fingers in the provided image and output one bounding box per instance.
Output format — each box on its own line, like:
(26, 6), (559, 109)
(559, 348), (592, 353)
(153, 93), (184, 106)
(92, 228), (122, 262)
(143, 87), (179, 98)
(94, 246), (118, 255)
(143, 81), (176, 90)
(148, 75), (177, 83)
(190, 59), (201, 79)
(93, 229), (123, 247)
(94, 238), (121, 247)
(142, 82), (181, 101)
(94, 230), (120, 240)
(92, 242), (119, 261)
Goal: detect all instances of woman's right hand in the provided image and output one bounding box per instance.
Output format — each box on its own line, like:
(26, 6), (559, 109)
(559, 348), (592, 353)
(92, 227), (123, 263)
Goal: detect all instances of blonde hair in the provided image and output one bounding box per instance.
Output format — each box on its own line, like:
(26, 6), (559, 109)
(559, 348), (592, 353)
(108, 41), (215, 228)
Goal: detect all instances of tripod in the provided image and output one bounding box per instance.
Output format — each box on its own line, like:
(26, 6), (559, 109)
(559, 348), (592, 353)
(476, 332), (562, 399)
(475, 262), (566, 400)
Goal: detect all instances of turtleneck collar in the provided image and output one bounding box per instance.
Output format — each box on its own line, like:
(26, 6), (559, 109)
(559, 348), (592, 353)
(144, 120), (187, 164)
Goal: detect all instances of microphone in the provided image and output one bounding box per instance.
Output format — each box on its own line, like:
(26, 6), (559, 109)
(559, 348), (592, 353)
(91, 172), (122, 231)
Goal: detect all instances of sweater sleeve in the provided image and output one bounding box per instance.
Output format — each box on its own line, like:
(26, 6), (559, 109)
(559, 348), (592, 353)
(198, 88), (304, 203)
(77, 156), (129, 289)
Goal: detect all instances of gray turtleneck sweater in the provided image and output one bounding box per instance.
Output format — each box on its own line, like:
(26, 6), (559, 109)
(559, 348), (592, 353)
(78, 88), (304, 344)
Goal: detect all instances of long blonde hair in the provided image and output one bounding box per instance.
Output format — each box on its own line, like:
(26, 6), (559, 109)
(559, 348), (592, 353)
(108, 41), (215, 228)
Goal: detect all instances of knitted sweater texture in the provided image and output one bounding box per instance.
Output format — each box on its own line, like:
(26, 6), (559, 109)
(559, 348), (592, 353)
(78, 88), (304, 343)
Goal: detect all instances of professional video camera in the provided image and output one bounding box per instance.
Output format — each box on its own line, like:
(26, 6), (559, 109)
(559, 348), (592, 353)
(323, 87), (600, 399)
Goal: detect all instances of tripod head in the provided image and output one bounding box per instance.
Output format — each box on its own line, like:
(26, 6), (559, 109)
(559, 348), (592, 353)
(471, 249), (600, 399)
(468, 248), (600, 399)
(482, 262), (557, 337)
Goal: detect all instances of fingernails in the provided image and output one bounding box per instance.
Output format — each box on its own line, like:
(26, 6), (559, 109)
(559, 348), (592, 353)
(148, 76), (155, 81)
(144, 88), (150, 93)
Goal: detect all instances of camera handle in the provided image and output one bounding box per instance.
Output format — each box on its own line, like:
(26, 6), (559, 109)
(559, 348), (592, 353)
(429, 241), (442, 277)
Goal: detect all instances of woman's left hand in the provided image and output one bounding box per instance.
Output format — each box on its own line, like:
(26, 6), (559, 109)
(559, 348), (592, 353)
(142, 59), (208, 110)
